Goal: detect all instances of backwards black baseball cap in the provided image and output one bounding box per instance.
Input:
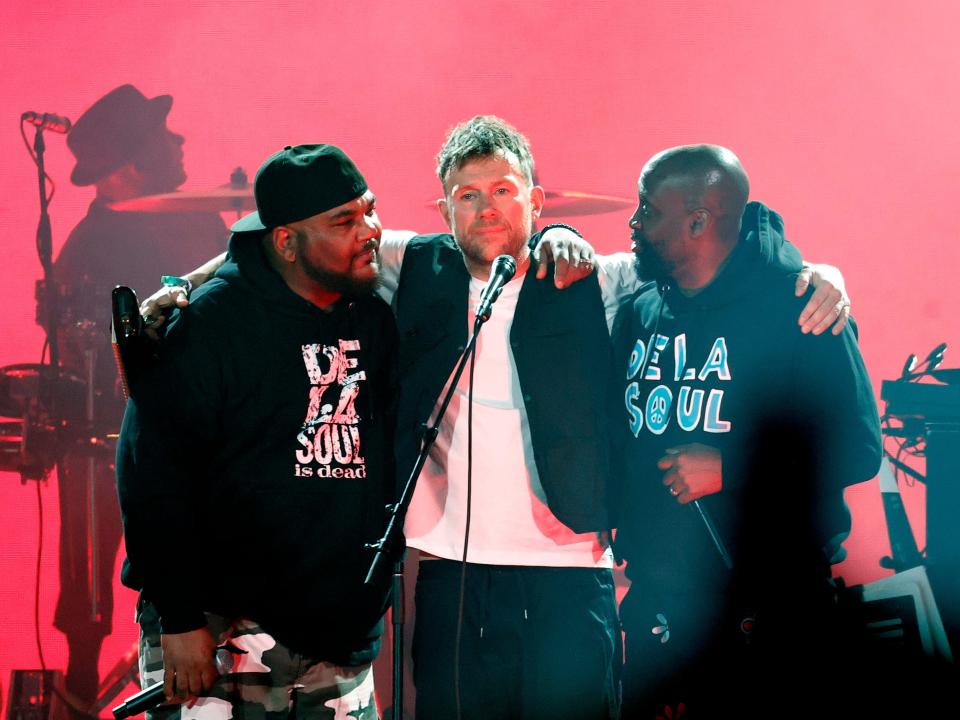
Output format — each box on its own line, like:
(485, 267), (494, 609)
(231, 144), (368, 233)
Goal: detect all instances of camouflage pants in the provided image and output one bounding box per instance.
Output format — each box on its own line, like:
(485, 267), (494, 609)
(137, 600), (378, 720)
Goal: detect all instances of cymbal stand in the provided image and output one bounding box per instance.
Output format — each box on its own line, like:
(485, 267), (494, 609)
(82, 336), (102, 623)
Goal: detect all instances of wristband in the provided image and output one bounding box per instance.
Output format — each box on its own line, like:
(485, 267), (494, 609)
(161, 275), (192, 297)
(528, 222), (584, 251)
(539, 222), (583, 238)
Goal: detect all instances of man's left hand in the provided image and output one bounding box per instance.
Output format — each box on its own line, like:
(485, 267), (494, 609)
(533, 227), (596, 288)
(795, 263), (850, 336)
(658, 443), (722, 504)
(140, 285), (190, 339)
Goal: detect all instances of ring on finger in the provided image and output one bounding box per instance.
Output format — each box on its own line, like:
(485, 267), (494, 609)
(670, 487), (680, 496)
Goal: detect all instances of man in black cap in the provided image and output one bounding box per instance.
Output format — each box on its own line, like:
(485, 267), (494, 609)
(50, 84), (228, 705)
(116, 144), (396, 719)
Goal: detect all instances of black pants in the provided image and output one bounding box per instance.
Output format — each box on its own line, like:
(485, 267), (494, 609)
(412, 559), (620, 720)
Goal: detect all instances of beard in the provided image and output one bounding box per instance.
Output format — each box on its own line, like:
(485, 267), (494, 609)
(455, 218), (531, 270)
(295, 232), (381, 298)
(632, 233), (671, 283)
(132, 138), (187, 194)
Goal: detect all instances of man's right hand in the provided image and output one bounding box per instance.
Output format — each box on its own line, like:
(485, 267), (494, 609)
(160, 627), (218, 702)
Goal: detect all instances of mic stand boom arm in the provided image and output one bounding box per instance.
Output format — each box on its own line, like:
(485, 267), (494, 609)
(364, 311), (491, 720)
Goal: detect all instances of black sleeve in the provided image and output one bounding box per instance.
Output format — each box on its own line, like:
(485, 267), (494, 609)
(608, 294), (643, 538)
(735, 309), (882, 565)
(794, 315), (883, 489)
(116, 301), (226, 634)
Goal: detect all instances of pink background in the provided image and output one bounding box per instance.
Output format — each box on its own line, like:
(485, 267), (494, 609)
(1, 0), (957, 709)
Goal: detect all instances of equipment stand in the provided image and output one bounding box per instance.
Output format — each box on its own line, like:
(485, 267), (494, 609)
(366, 312), (492, 720)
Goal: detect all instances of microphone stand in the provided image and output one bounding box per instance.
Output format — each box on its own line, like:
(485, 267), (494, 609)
(33, 124), (59, 372)
(21, 121), (65, 486)
(365, 309), (494, 720)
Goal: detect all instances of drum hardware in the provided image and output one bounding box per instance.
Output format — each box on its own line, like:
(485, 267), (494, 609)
(422, 187), (635, 217)
(19, 416), (64, 482)
(15, 118), (162, 713)
(108, 166), (253, 217)
(115, 171), (634, 219)
(0, 419), (39, 479)
(0, 364), (85, 422)
(2, 344), (115, 624)
(539, 189), (636, 217)
(0, 401), (117, 482)
(36, 279), (113, 329)
(876, 343), (960, 656)
(81, 340), (101, 622)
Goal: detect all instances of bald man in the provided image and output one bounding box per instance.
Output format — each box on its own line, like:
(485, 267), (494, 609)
(612, 146), (881, 718)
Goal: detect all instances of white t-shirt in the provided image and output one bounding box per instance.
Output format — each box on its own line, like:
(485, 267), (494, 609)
(377, 230), (638, 568)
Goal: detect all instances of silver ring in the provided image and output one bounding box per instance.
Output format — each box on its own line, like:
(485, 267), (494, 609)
(670, 487), (679, 497)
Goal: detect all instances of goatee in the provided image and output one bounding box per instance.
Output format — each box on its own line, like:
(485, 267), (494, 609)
(633, 241), (669, 284)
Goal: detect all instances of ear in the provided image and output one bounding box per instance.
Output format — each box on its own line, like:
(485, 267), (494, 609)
(437, 197), (453, 230)
(529, 185), (545, 221)
(272, 226), (297, 263)
(689, 209), (710, 237)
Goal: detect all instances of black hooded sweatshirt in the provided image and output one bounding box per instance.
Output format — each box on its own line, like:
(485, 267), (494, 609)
(117, 232), (398, 665)
(612, 202), (881, 615)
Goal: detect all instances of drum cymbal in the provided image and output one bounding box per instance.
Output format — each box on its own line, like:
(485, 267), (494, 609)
(109, 184), (256, 213)
(117, 185), (635, 217)
(541, 189), (635, 217)
(424, 189), (634, 217)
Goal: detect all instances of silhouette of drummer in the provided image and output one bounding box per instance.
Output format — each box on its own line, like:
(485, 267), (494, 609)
(51, 84), (227, 708)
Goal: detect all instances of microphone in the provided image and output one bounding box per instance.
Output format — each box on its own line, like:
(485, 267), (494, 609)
(112, 647), (233, 719)
(900, 353), (917, 379)
(692, 499), (733, 569)
(111, 285), (145, 401)
(21, 111), (72, 134)
(475, 254), (517, 324)
(925, 342), (947, 371)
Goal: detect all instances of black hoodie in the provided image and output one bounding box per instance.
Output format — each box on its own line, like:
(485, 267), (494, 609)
(611, 202), (881, 608)
(117, 232), (398, 665)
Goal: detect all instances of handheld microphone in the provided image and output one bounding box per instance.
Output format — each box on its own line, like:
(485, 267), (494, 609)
(692, 499), (733, 569)
(475, 254), (517, 324)
(21, 111), (72, 134)
(112, 647), (233, 719)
